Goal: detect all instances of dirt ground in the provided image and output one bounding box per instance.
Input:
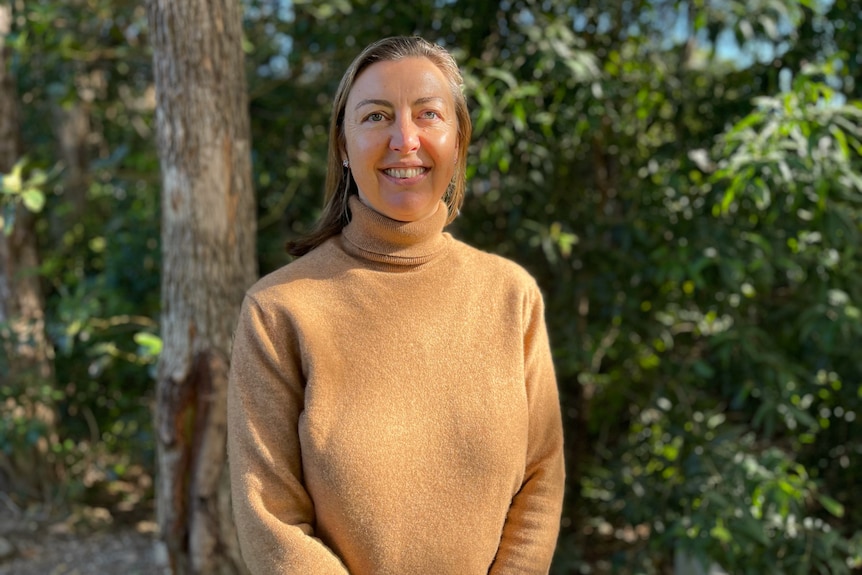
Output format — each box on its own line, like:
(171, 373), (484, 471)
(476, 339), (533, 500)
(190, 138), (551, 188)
(0, 504), (165, 575)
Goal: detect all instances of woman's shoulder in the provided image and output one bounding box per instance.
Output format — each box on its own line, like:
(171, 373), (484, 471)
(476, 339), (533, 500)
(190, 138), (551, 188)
(449, 238), (540, 293)
(244, 239), (344, 304)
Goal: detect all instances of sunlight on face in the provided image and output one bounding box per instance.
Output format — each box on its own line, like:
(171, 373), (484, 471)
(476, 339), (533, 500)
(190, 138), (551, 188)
(343, 57), (459, 222)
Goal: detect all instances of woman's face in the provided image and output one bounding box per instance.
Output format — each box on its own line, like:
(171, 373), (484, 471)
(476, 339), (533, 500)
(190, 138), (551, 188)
(343, 57), (458, 222)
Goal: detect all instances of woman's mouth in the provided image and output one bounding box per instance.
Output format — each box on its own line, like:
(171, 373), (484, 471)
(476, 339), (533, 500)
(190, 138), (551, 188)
(383, 167), (428, 179)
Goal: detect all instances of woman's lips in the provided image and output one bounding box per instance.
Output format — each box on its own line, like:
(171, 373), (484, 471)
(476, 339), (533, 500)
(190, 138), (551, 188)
(382, 167), (429, 179)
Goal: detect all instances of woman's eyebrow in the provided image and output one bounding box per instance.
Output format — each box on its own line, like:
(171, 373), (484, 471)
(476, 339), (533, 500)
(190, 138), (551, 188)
(414, 96), (445, 106)
(354, 98), (393, 110)
(354, 96), (445, 111)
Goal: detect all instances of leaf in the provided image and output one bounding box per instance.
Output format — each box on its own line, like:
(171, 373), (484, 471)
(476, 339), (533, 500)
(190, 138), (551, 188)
(727, 111), (765, 137)
(758, 15), (778, 40)
(134, 332), (163, 357)
(830, 126), (850, 161)
(817, 494), (845, 518)
(27, 169), (48, 188)
(711, 522), (733, 544)
(1, 161), (24, 194)
(21, 189), (45, 213)
(735, 516), (770, 546)
(485, 67), (518, 90)
(720, 188), (736, 214)
(512, 102), (526, 133)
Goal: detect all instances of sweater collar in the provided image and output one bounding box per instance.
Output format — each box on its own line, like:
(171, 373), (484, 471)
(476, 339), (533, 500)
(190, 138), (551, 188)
(341, 195), (450, 266)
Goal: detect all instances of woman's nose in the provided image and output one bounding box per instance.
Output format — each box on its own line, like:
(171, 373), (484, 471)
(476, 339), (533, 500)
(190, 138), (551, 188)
(389, 117), (420, 152)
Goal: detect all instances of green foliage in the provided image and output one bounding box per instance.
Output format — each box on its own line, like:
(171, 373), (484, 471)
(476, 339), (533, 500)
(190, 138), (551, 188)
(7, 0), (862, 571)
(431, 1), (862, 573)
(0, 157), (54, 233)
(6, 0), (160, 502)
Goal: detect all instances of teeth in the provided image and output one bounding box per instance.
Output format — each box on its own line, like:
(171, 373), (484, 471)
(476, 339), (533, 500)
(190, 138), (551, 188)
(384, 167), (426, 179)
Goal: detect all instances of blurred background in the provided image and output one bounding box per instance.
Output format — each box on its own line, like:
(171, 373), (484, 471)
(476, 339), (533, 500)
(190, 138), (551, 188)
(0, 0), (860, 573)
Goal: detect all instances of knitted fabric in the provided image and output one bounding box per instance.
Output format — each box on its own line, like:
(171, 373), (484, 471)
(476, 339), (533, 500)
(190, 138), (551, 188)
(228, 196), (565, 574)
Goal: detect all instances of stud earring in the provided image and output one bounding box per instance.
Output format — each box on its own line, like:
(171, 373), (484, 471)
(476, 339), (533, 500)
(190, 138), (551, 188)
(343, 159), (349, 168)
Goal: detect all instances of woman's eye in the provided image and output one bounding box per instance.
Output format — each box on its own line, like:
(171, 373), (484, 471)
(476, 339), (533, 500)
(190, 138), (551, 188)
(421, 111), (440, 119)
(367, 112), (385, 122)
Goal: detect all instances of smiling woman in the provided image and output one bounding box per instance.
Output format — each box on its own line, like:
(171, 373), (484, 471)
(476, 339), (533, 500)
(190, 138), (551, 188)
(227, 36), (565, 575)
(285, 35), (473, 258)
(343, 57), (459, 222)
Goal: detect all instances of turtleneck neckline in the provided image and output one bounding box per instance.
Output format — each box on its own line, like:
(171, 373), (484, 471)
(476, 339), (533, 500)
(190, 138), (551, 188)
(341, 195), (450, 266)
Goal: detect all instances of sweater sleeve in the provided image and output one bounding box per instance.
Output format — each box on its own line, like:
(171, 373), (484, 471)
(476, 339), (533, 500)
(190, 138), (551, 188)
(227, 295), (350, 575)
(489, 284), (566, 575)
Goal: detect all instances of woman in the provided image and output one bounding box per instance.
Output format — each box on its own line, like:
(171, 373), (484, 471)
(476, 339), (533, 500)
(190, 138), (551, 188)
(227, 36), (565, 575)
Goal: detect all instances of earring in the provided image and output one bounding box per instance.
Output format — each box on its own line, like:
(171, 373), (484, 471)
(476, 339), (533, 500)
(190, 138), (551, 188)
(343, 159), (349, 168)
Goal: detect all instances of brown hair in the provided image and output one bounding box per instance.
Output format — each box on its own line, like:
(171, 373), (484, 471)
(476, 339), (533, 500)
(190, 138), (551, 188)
(287, 36), (472, 257)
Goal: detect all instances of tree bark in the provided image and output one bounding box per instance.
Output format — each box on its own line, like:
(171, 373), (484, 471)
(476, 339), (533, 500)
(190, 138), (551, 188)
(147, 0), (256, 573)
(0, 2), (60, 501)
(52, 101), (90, 226)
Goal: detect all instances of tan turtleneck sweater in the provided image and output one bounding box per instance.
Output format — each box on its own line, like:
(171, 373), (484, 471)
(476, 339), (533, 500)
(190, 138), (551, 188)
(227, 196), (565, 575)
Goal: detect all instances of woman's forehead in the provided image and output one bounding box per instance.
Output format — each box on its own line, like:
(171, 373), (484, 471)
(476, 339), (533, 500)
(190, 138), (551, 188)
(347, 57), (453, 106)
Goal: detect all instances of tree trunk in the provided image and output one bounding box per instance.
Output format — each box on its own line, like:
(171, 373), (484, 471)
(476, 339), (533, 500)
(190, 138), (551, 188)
(0, 2), (60, 501)
(52, 101), (90, 227)
(147, 0), (256, 573)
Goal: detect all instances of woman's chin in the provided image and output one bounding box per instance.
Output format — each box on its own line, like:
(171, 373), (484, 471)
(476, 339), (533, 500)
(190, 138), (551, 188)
(371, 194), (442, 223)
